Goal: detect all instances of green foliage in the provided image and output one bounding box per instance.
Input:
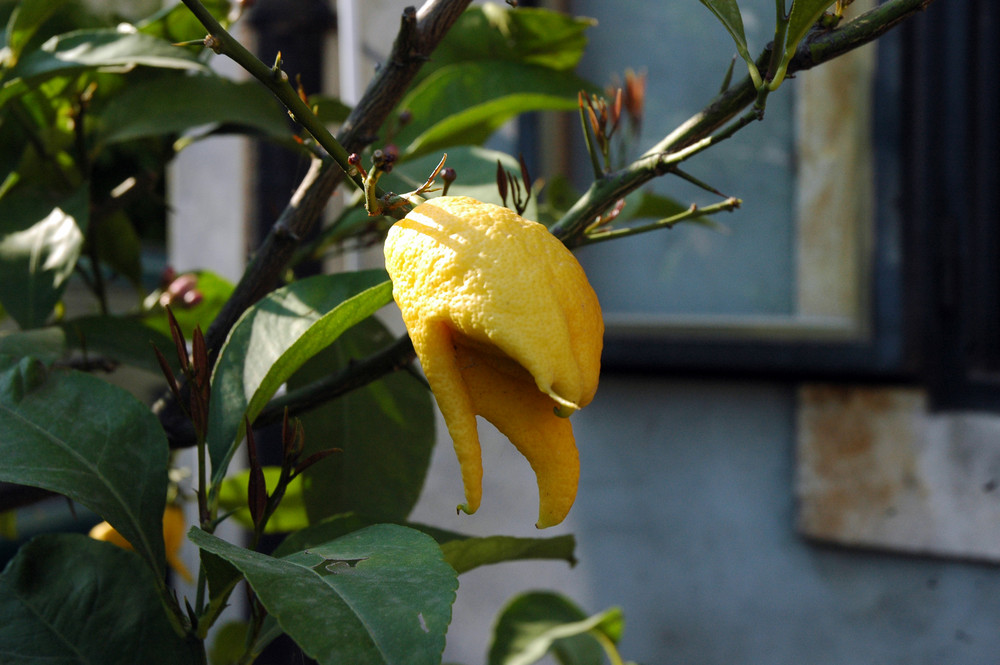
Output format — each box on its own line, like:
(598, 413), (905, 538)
(699, 0), (838, 90)
(0, 183), (87, 328)
(290, 316), (435, 523)
(0, 357), (169, 576)
(390, 3), (597, 160)
(191, 524), (458, 665)
(488, 592), (625, 665)
(207, 270), (393, 484)
(0, 534), (200, 664)
(0, 0), (901, 661)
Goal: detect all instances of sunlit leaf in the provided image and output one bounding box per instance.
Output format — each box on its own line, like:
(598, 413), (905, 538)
(1, 28), (206, 107)
(395, 61), (591, 160)
(0, 183), (88, 329)
(426, 5), (596, 78)
(137, 0), (231, 44)
(2, 0), (72, 67)
(207, 271), (393, 485)
(488, 592), (624, 665)
(191, 524), (457, 665)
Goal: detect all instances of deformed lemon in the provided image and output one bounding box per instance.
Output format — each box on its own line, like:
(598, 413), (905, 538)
(384, 196), (603, 527)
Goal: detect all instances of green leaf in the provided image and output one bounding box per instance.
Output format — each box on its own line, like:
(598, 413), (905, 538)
(0, 314), (178, 374)
(698, 0), (750, 54)
(289, 316), (434, 523)
(440, 534), (576, 575)
(89, 209), (142, 287)
(60, 314), (179, 374)
(0, 327), (67, 363)
(698, 0), (760, 86)
(1, 28), (206, 107)
(274, 513), (577, 575)
(0, 534), (199, 665)
(784, 0), (837, 61)
(218, 466), (308, 533)
(190, 524), (458, 665)
(207, 271), (393, 485)
(395, 61), (590, 160)
(427, 5), (596, 77)
(0, 183), (88, 329)
(0, 359), (169, 575)
(138, 0), (231, 44)
(96, 74), (293, 148)
(488, 592), (624, 665)
(2, 0), (72, 67)
(309, 94), (351, 125)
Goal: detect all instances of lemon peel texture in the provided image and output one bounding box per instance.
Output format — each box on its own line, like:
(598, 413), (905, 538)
(384, 196), (603, 528)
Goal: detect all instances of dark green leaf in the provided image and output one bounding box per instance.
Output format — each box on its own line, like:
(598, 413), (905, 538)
(272, 513), (462, 558)
(440, 534), (576, 575)
(274, 513), (576, 575)
(488, 592), (624, 665)
(0, 314), (178, 374)
(289, 316), (434, 523)
(96, 75), (293, 148)
(60, 314), (179, 374)
(207, 271), (393, 484)
(0, 359), (168, 575)
(308, 94), (351, 125)
(395, 61), (591, 160)
(89, 209), (142, 287)
(2, 0), (72, 67)
(0, 183), (88, 329)
(190, 524), (458, 665)
(0, 327), (67, 363)
(0, 534), (199, 665)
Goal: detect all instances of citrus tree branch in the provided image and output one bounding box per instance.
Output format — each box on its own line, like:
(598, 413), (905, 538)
(157, 0), (470, 448)
(548, 0), (937, 245)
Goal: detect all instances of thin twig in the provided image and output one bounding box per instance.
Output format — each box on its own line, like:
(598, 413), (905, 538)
(548, 0), (937, 245)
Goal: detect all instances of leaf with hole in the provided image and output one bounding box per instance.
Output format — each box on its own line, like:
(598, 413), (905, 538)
(190, 524), (457, 665)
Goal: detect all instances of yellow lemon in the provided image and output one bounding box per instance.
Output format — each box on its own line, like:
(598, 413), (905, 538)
(88, 504), (194, 583)
(384, 196), (603, 527)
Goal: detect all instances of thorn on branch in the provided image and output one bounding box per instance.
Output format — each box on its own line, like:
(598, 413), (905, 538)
(203, 34), (223, 53)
